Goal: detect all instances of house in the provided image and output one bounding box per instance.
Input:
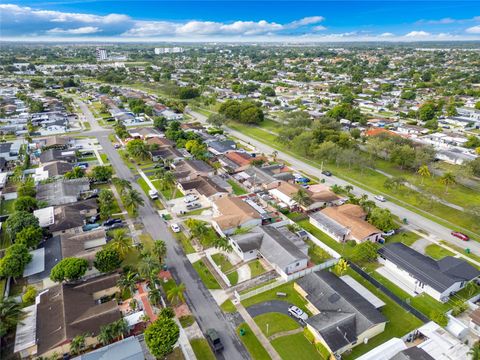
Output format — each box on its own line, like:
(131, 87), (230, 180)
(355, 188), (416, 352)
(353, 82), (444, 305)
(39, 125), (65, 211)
(207, 139), (236, 155)
(0, 141), (21, 161)
(218, 151), (255, 173)
(72, 336), (144, 360)
(36, 135), (72, 150)
(15, 274), (121, 358)
(178, 176), (229, 201)
(378, 243), (480, 302)
(33, 206), (55, 228)
(238, 164), (295, 190)
(295, 270), (386, 356)
(33, 161), (74, 182)
(309, 204), (382, 243)
(150, 146), (183, 163)
(146, 136), (175, 147)
(211, 196), (263, 235)
(269, 181), (340, 212)
(172, 159), (214, 181)
(60, 229), (106, 265)
(229, 225), (309, 277)
(39, 148), (77, 165)
(36, 178), (90, 206)
(48, 199), (98, 236)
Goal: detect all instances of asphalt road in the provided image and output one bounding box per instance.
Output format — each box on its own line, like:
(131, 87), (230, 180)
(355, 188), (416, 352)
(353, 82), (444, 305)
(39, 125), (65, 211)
(186, 109), (480, 256)
(78, 101), (249, 360)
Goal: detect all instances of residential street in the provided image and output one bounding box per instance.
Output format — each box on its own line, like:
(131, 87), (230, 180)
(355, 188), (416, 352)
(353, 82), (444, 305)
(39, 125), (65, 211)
(186, 109), (480, 256)
(79, 101), (249, 360)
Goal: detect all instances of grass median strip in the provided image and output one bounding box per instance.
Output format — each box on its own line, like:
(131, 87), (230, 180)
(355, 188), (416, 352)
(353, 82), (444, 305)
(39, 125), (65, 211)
(236, 323), (271, 360)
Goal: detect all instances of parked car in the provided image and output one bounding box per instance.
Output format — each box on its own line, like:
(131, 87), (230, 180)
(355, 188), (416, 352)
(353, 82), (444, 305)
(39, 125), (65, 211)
(451, 231), (469, 241)
(149, 190), (159, 200)
(103, 218), (122, 227)
(321, 170), (332, 176)
(184, 194), (199, 203)
(171, 223), (181, 233)
(206, 329), (224, 352)
(287, 305), (308, 321)
(186, 202), (201, 210)
(105, 222), (125, 231)
(83, 223), (100, 232)
(114, 143), (121, 149)
(382, 229), (395, 237)
(374, 195), (386, 202)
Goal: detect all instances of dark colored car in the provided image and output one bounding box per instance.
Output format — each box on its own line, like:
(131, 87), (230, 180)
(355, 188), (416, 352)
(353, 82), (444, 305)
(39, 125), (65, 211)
(103, 218), (122, 227)
(186, 202), (201, 210)
(451, 231), (469, 241)
(88, 214), (100, 224)
(105, 222), (125, 231)
(206, 329), (223, 352)
(322, 170), (332, 176)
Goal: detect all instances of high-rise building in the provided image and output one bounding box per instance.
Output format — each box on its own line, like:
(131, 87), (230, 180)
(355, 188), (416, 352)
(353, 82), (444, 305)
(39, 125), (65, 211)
(96, 48), (108, 61)
(154, 47), (184, 55)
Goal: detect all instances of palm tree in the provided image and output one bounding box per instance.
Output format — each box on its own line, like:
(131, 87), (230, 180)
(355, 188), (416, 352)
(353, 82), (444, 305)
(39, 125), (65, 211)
(469, 341), (480, 360)
(292, 188), (312, 208)
(148, 288), (162, 306)
(117, 271), (138, 296)
(138, 254), (161, 280)
(417, 165), (431, 185)
(167, 283), (186, 305)
(152, 240), (167, 263)
(213, 237), (232, 252)
(64, 166), (85, 180)
(271, 150), (278, 162)
(0, 297), (26, 337)
(122, 189), (145, 216)
(108, 229), (132, 258)
(112, 319), (128, 340)
(344, 185), (354, 194)
(185, 219), (209, 242)
(113, 178), (132, 193)
(70, 334), (87, 355)
(441, 172), (456, 193)
(97, 325), (114, 345)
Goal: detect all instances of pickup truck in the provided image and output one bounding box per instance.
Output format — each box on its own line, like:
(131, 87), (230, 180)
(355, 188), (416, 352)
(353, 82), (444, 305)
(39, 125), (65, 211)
(206, 329), (223, 352)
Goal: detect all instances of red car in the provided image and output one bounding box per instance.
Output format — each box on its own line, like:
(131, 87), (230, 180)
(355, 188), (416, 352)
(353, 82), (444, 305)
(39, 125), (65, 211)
(451, 231), (469, 241)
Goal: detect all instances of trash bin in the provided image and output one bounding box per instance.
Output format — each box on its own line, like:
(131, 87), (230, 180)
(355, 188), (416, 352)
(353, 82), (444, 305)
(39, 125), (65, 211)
(240, 328), (246, 336)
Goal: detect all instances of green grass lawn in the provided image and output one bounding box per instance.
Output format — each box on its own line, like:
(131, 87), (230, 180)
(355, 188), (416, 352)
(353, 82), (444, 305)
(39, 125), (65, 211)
(100, 153), (109, 163)
(271, 332), (324, 360)
(306, 239), (333, 264)
(212, 253), (238, 285)
(179, 315), (195, 328)
(192, 259), (221, 289)
(137, 177), (152, 196)
(254, 313), (300, 337)
(0, 199), (15, 216)
(236, 323), (272, 360)
(180, 207), (209, 217)
(386, 231), (420, 246)
(190, 339), (216, 360)
(227, 179), (248, 195)
(439, 240), (480, 265)
(249, 260), (267, 278)
(174, 232), (195, 254)
(425, 244), (455, 259)
(241, 282), (310, 314)
(220, 299), (237, 313)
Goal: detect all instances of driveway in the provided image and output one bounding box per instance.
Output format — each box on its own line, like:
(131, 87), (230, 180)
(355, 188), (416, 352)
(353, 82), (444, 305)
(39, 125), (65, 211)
(246, 300), (304, 326)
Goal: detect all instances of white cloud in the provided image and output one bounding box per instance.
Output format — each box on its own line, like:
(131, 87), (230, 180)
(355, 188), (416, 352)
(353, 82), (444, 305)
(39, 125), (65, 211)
(312, 25), (327, 31)
(466, 25), (480, 34)
(47, 26), (100, 35)
(405, 31), (431, 37)
(288, 16), (325, 27)
(380, 32), (394, 37)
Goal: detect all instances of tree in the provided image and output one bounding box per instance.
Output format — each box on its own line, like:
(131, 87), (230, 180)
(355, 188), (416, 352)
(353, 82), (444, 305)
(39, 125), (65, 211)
(126, 139), (148, 160)
(22, 285), (37, 304)
(292, 188), (312, 208)
(90, 166), (113, 182)
(108, 229), (132, 258)
(14, 196), (38, 212)
(167, 283), (186, 305)
(418, 102), (436, 121)
(98, 189), (115, 220)
(0, 297), (26, 337)
(417, 164), (431, 185)
(97, 320), (128, 346)
(368, 207), (396, 231)
(152, 240), (167, 263)
(137, 254), (161, 280)
(334, 259), (350, 276)
(94, 248), (122, 273)
(64, 166), (86, 180)
(469, 341), (480, 360)
(117, 271), (138, 296)
(148, 288), (162, 306)
(144, 316), (180, 358)
(207, 113), (227, 127)
(5, 211), (39, 240)
(440, 172), (456, 193)
(160, 307), (175, 319)
(122, 189), (145, 216)
(113, 177), (132, 192)
(16, 226), (43, 249)
(0, 244), (32, 280)
(261, 86), (276, 97)
(153, 116), (167, 131)
(351, 241), (378, 264)
(50, 257), (88, 282)
(70, 334), (87, 355)
(185, 219), (209, 242)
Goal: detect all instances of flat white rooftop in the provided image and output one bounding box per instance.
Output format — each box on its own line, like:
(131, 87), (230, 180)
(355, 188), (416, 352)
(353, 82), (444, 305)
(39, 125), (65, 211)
(340, 274), (386, 309)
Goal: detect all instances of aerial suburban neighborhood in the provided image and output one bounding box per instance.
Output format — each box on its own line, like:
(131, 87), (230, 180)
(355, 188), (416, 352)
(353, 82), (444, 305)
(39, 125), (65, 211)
(1, 1), (480, 360)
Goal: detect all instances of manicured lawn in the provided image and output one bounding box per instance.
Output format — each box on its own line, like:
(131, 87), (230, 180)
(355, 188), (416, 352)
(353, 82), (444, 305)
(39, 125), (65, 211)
(152, 181), (183, 200)
(137, 177), (152, 196)
(236, 323), (271, 360)
(425, 244), (455, 259)
(227, 179), (248, 195)
(181, 207), (208, 217)
(0, 199), (15, 216)
(190, 339), (216, 360)
(138, 233), (154, 250)
(271, 333), (324, 360)
(227, 271), (239, 286)
(439, 240), (480, 265)
(212, 253), (238, 285)
(241, 282), (310, 314)
(306, 239), (333, 264)
(254, 313), (300, 337)
(386, 231), (420, 246)
(220, 299), (237, 313)
(100, 153), (109, 163)
(249, 260), (267, 278)
(192, 259), (221, 289)
(174, 232), (195, 254)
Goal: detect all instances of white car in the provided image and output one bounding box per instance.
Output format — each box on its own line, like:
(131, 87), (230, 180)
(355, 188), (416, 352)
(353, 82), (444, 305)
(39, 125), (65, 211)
(171, 223), (181, 233)
(148, 190), (159, 200)
(287, 306), (308, 321)
(374, 195), (386, 202)
(382, 229), (395, 237)
(184, 194), (199, 203)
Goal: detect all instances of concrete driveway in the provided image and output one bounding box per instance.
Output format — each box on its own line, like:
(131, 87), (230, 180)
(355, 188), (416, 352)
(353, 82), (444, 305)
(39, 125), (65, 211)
(168, 195), (211, 215)
(246, 300), (304, 326)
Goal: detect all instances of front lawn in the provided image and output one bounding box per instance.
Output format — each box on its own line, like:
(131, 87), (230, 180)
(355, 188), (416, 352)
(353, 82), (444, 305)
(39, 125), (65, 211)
(425, 244), (455, 259)
(254, 313), (300, 337)
(236, 323), (271, 360)
(211, 253), (238, 285)
(271, 333), (324, 360)
(192, 259), (221, 289)
(220, 299), (237, 313)
(190, 338), (216, 360)
(174, 232), (195, 254)
(227, 179), (248, 195)
(386, 231), (420, 246)
(306, 239), (333, 264)
(249, 260), (267, 278)
(0, 199), (15, 216)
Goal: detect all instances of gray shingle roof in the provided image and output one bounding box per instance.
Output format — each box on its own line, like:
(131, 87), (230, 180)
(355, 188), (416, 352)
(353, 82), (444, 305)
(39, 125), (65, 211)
(378, 243), (480, 292)
(73, 336), (144, 360)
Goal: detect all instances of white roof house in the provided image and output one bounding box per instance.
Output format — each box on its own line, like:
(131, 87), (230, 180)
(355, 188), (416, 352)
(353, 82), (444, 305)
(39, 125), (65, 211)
(356, 337), (407, 360)
(33, 206), (55, 228)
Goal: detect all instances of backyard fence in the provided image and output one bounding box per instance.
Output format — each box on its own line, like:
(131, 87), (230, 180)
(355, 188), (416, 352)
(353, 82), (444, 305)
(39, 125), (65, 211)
(234, 278), (286, 302)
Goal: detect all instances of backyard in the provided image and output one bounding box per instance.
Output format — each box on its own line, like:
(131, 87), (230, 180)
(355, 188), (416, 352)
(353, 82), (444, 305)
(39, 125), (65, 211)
(211, 253), (239, 285)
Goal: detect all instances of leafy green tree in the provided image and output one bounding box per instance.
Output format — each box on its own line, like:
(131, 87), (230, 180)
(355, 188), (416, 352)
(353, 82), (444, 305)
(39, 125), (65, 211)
(16, 226), (43, 249)
(261, 86), (276, 97)
(351, 241), (378, 264)
(122, 189), (145, 216)
(469, 341), (480, 360)
(70, 334), (87, 355)
(5, 211), (39, 241)
(334, 259), (350, 276)
(153, 116), (168, 131)
(207, 113), (226, 127)
(0, 297), (26, 337)
(144, 316), (180, 358)
(159, 307), (175, 319)
(90, 166), (113, 182)
(22, 285), (37, 305)
(126, 139), (148, 160)
(293, 188), (312, 208)
(98, 189), (115, 220)
(418, 102), (436, 121)
(14, 196), (38, 212)
(64, 166), (86, 180)
(0, 244), (32, 280)
(137, 253), (161, 280)
(368, 207), (396, 231)
(50, 257), (88, 282)
(440, 172), (456, 194)
(152, 240), (167, 264)
(148, 288), (162, 306)
(94, 248), (122, 273)
(108, 229), (132, 258)
(17, 178), (36, 197)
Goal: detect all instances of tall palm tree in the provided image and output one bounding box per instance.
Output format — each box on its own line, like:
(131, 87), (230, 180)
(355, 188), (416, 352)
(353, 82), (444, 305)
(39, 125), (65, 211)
(213, 237), (232, 252)
(469, 341), (480, 360)
(117, 271), (138, 296)
(417, 165), (431, 185)
(441, 172), (456, 194)
(97, 325), (114, 346)
(148, 288), (162, 306)
(292, 188), (312, 208)
(138, 254), (161, 280)
(113, 178), (132, 193)
(70, 334), (87, 355)
(185, 219), (209, 242)
(108, 229), (132, 258)
(167, 283), (186, 305)
(271, 150), (278, 162)
(122, 189), (145, 216)
(0, 297), (26, 337)
(152, 240), (167, 264)
(344, 185), (354, 194)
(112, 319), (128, 340)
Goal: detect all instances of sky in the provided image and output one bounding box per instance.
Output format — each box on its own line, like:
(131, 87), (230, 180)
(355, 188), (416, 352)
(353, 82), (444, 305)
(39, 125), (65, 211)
(1, 1), (480, 42)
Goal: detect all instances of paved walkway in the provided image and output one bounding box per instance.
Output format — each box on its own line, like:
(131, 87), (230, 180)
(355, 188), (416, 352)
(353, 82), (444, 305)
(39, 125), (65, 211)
(136, 282), (157, 322)
(237, 264), (251, 283)
(235, 303), (282, 360)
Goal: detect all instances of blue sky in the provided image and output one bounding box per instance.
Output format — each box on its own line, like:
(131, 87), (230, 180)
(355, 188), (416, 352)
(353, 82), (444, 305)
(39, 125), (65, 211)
(1, 1), (480, 41)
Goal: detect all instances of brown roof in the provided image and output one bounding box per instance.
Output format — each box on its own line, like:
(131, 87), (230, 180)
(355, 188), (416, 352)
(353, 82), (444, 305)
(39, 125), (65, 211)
(321, 204), (380, 241)
(225, 152), (253, 167)
(44, 161), (74, 176)
(49, 199), (98, 233)
(180, 176), (228, 197)
(471, 308), (480, 325)
(36, 274), (121, 355)
(276, 181), (301, 197)
(213, 197), (261, 230)
(60, 228), (106, 260)
(276, 181), (339, 205)
(146, 137), (175, 147)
